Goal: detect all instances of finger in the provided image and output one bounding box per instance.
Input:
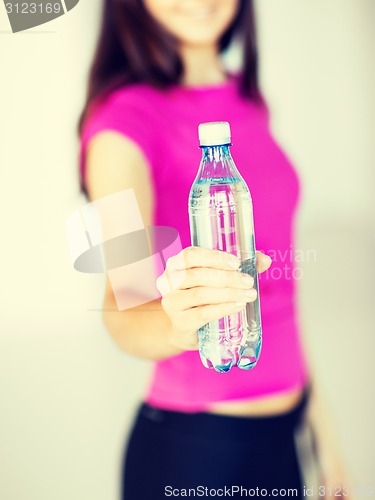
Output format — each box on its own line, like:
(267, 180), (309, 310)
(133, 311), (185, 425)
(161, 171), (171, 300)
(166, 246), (241, 272)
(155, 273), (172, 296)
(164, 287), (257, 312)
(166, 267), (254, 291)
(174, 301), (247, 332)
(256, 251), (272, 273)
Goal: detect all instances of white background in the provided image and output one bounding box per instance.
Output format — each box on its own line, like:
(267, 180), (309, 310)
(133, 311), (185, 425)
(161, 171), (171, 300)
(0, 1), (374, 499)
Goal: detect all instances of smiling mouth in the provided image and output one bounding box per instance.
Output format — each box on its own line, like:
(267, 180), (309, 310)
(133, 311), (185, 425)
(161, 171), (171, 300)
(178, 6), (216, 21)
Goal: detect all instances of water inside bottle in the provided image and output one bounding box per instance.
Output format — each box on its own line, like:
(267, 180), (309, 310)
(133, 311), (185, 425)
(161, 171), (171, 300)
(189, 177), (262, 372)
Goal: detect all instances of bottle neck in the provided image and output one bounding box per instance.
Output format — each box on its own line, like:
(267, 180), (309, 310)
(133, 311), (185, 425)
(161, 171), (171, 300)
(201, 144), (231, 160)
(198, 144), (238, 181)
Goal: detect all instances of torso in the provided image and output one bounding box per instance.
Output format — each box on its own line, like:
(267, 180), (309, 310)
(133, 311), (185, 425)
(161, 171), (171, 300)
(82, 81), (310, 414)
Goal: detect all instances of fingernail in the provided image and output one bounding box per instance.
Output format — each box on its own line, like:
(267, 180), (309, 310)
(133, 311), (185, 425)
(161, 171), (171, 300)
(228, 256), (240, 269)
(243, 288), (257, 302)
(241, 274), (253, 286)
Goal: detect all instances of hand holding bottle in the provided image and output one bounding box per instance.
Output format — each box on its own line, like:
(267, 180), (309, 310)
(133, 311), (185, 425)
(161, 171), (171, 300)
(156, 247), (271, 353)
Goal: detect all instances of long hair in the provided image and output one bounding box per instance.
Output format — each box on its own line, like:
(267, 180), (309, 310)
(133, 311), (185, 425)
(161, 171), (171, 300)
(79, 0), (259, 133)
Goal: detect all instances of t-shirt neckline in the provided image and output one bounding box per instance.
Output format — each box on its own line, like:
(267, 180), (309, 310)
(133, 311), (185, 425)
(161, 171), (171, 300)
(173, 73), (238, 93)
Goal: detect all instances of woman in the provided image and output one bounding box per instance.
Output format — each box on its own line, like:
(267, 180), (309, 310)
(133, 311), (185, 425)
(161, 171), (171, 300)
(79, 1), (349, 498)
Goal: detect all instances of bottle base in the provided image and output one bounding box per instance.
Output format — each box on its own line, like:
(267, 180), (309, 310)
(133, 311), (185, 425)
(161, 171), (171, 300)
(199, 341), (262, 373)
(199, 350), (234, 373)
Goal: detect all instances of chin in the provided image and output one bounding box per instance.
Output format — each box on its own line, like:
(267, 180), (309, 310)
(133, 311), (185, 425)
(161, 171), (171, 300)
(175, 27), (226, 47)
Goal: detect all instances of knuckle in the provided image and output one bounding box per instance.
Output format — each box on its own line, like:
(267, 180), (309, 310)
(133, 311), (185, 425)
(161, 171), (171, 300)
(169, 269), (186, 290)
(187, 267), (201, 283)
(161, 295), (171, 312)
(184, 246), (200, 265)
(183, 246), (194, 259)
(165, 255), (175, 269)
(228, 271), (238, 286)
(160, 295), (167, 309)
(198, 306), (211, 322)
(183, 246), (195, 255)
(190, 287), (205, 303)
(156, 275), (167, 295)
(204, 267), (216, 283)
(155, 275), (162, 291)
(215, 269), (227, 284)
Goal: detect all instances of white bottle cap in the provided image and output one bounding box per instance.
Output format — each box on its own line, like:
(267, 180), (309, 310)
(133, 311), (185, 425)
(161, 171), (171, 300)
(198, 121), (231, 147)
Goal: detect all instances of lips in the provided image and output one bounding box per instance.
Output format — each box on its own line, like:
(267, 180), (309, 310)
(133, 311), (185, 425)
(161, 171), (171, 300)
(178, 5), (216, 21)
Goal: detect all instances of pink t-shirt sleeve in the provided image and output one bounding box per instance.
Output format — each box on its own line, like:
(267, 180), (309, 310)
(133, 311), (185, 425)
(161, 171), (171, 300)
(79, 88), (156, 189)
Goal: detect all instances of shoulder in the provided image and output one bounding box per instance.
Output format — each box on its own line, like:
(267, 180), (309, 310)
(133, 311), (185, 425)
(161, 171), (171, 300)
(81, 83), (166, 148)
(79, 83), (163, 187)
(88, 83), (164, 121)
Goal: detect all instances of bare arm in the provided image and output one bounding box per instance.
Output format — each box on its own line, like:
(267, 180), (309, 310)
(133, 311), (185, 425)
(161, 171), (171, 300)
(86, 131), (184, 360)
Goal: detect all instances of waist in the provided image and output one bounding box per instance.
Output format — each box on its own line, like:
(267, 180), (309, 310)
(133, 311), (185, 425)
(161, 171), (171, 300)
(140, 385), (310, 442)
(206, 386), (306, 416)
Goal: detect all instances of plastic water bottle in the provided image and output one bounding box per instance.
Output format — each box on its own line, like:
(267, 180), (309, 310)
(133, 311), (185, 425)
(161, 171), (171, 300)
(188, 121), (262, 373)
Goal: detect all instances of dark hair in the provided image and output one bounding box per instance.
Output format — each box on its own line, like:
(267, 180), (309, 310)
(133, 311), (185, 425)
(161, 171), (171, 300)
(79, 0), (259, 133)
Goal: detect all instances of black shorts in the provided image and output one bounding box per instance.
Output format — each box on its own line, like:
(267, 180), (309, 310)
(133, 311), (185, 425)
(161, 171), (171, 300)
(121, 387), (312, 500)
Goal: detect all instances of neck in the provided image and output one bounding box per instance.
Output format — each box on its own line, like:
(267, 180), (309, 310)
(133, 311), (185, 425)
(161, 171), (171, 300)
(179, 44), (228, 87)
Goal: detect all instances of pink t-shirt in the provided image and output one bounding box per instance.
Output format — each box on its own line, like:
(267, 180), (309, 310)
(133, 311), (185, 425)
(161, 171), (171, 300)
(80, 76), (310, 412)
